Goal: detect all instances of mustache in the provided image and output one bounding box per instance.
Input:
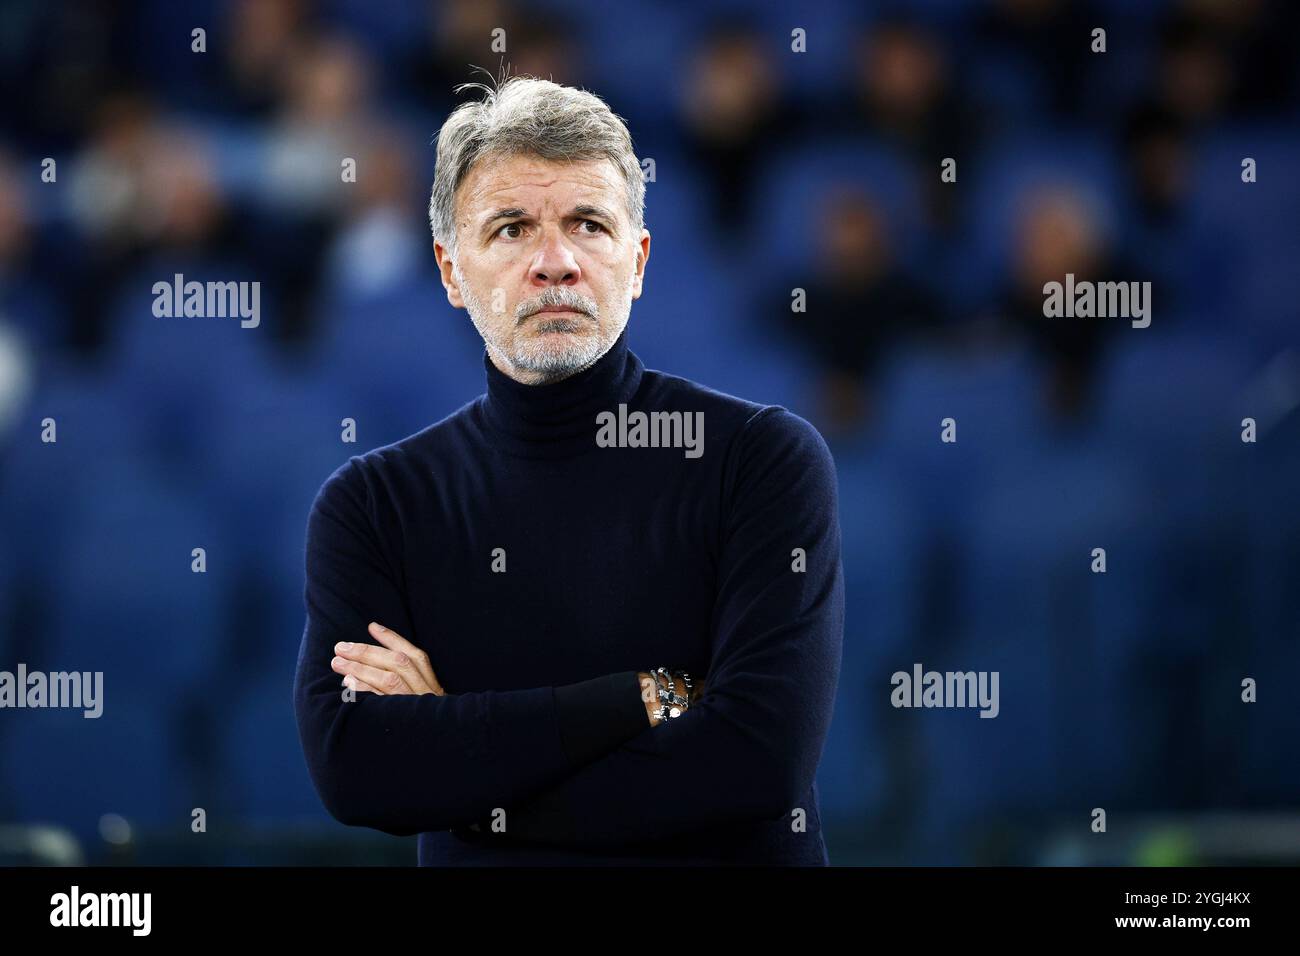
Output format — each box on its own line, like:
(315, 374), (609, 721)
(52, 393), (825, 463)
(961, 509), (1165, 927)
(518, 298), (596, 322)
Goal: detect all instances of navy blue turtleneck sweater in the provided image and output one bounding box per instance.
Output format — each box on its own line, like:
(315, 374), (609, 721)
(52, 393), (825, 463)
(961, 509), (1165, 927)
(293, 327), (844, 865)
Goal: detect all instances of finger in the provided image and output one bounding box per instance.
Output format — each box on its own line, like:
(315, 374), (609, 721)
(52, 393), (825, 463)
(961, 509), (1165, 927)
(368, 622), (441, 692)
(332, 655), (417, 695)
(368, 622), (445, 695)
(342, 674), (384, 695)
(334, 638), (434, 696)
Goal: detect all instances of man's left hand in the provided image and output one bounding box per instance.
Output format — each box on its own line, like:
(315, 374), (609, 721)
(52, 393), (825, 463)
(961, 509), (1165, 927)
(331, 621), (445, 696)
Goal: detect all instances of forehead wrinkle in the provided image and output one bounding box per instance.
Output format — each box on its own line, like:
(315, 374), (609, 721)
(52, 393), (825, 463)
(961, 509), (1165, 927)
(456, 160), (628, 241)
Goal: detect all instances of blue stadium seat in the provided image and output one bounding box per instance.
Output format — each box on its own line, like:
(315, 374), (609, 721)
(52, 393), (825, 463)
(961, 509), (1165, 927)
(530, 0), (695, 131)
(101, 254), (270, 464)
(873, 339), (1044, 530)
(1093, 327), (1256, 512)
(41, 455), (230, 701)
(0, 532), (15, 661)
(630, 166), (824, 414)
(817, 446), (926, 823)
(215, 676), (331, 822)
(746, 136), (924, 277)
(0, 357), (156, 589)
(0, 698), (191, 846)
(1222, 405), (1300, 802)
(912, 433), (1155, 858)
(1185, 126), (1300, 347)
(314, 273), (488, 446)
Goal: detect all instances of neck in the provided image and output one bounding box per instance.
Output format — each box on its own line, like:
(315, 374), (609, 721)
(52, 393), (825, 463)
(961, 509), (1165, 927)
(477, 326), (644, 459)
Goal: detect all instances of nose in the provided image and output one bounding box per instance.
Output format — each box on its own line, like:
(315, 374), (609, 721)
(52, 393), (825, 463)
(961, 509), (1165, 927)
(529, 228), (582, 287)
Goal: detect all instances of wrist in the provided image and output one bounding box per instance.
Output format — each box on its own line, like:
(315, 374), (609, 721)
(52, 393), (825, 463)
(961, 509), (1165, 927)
(645, 667), (692, 724)
(637, 672), (661, 726)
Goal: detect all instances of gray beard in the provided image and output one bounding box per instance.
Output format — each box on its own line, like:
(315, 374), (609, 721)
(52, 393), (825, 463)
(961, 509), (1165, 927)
(463, 289), (632, 382)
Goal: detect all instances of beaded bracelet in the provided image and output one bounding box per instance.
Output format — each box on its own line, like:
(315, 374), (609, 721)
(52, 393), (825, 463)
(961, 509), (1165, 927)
(650, 667), (693, 721)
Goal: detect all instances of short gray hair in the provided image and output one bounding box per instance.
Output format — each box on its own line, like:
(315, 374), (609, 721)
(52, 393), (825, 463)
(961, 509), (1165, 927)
(428, 73), (645, 260)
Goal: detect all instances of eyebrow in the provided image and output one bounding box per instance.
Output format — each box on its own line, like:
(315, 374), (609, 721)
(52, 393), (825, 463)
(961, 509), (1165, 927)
(479, 204), (618, 236)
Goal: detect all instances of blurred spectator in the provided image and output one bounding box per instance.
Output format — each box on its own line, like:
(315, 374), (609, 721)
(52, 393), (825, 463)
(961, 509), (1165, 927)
(972, 0), (1102, 117)
(250, 32), (374, 345)
(503, 11), (589, 91)
(1122, 102), (1191, 225)
(766, 188), (937, 435)
(1155, 13), (1234, 128)
(824, 18), (975, 234)
(216, 0), (312, 119)
(852, 19), (965, 155)
(62, 91), (163, 354)
(1162, 0), (1300, 120)
(144, 133), (234, 254)
(974, 0), (1100, 120)
(261, 33), (372, 216)
(403, 0), (518, 117)
(0, 0), (132, 150)
(1116, 101), (1192, 315)
(325, 125), (426, 298)
(64, 100), (240, 355)
(677, 20), (802, 241)
(995, 186), (1126, 419)
(0, 151), (58, 358)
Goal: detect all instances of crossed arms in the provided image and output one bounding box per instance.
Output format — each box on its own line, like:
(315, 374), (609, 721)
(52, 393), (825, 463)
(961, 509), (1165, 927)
(292, 407), (844, 846)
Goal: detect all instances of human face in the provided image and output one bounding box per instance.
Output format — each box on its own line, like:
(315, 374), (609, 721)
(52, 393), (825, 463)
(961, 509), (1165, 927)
(435, 153), (650, 384)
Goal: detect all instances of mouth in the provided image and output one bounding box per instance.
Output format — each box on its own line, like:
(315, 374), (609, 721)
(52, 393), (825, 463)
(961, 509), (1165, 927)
(533, 307), (585, 316)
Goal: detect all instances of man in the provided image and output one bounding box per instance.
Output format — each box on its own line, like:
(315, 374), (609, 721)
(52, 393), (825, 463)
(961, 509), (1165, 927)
(293, 74), (844, 865)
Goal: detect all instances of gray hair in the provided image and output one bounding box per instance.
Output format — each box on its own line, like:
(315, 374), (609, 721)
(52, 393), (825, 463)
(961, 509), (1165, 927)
(428, 73), (645, 261)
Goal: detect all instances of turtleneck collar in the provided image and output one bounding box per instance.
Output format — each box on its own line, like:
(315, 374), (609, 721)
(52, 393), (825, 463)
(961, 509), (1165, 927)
(477, 326), (644, 459)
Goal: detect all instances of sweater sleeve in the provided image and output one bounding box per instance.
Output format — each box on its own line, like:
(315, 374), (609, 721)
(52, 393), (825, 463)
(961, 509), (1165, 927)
(498, 407), (845, 847)
(292, 457), (649, 837)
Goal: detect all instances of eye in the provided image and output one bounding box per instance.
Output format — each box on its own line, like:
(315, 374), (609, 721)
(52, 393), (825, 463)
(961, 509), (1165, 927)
(496, 222), (525, 240)
(579, 219), (607, 234)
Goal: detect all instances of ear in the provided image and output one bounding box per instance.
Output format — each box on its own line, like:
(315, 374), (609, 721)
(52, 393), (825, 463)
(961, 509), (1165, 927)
(434, 241), (466, 309)
(630, 228), (651, 301)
